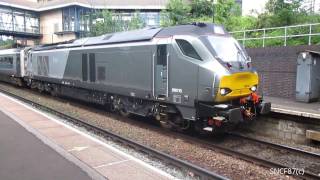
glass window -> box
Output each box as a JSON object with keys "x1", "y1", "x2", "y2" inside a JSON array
[
  {"x1": 207, "y1": 36, "x2": 249, "y2": 62},
  {"x1": 176, "y1": 39, "x2": 202, "y2": 60}
]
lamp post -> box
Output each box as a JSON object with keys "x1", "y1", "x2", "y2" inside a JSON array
[{"x1": 208, "y1": 0, "x2": 215, "y2": 23}]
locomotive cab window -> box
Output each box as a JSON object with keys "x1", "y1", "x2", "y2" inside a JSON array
[{"x1": 176, "y1": 39, "x2": 202, "y2": 60}]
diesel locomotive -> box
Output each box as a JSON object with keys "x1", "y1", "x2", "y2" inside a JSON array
[{"x1": 0, "y1": 23, "x2": 271, "y2": 134}]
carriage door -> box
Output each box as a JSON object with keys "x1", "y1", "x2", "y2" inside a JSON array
[{"x1": 154, "y1": 44, "x2": 168, "y2": 99}]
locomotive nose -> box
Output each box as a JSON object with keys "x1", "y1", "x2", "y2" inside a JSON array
[{"x1": 215, "y1": 72, "x2": 259, "y2": 102}]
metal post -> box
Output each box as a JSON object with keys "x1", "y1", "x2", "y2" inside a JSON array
[
  {"x1": 23, "y1": 11, "x2": 26, "y2": 33},
  {"x1": 212, "y1": 1, "x2": 214, "y2": 23},
  {"x1": 243, "y1": 31, "x2": 246, "y2": 47},
  {"x1": 11, "y1": 8, "x2": 14, "y2": 32},
  {"x1": 284, "y1": 27, "x2": 287, "y2": 46},
  {"x1": 263, "y1": 29, "x2": 266, "y2": 47},
  {"x1": 309, "y1": 24, "x2": 312, "y2": 45}
]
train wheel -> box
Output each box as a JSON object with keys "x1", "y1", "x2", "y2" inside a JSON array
[
  {"x1": 37, "y1": 83, "x2": 44, "y2": 93},
  {"x1": 50, "y1": 85, "x2": 59, "y2": 97},
  {"x1": 162, "y1": 114, "x2": 191, "y2": 132},
  {"x1": 119, "y1": 107, "x2": 130, "y2": 117},
  {"x1": 172, "y1": 115, "x2": 191, "y2": 132}
]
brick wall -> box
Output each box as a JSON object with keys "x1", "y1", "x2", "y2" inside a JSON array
[{"x1": 247, "y1": 45, "x2": 320, "y2": 99}]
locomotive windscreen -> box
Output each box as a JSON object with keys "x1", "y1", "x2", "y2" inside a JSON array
[{"x1": 207, "y1": 36, "x2": 249, "y2": 63}]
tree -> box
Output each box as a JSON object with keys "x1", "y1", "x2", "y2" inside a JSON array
[
  {"x1": 127, "y1": 11, "x2": 144, "y2": 30},
  {"x1": 0, "y1": 39, "x2": 14, "y2": 49},
  {"x1": 91, "y1": 10, "x2": 121, "y2": 36},
  {"x1": 214, "y1": 0, "x2": 241, "y2": 25},
  {"x1": 90, "y1": 10, "x2": 145, "y2": 36},
  {"x1": 191, "y1": 0, "x2": 213, "y2": 18},
  {"x1": 161, "y1": 0, "x2": 191, "y2": 26},
  {"x1": 258, "y1": 0, "x2": 304, "y2": 27}
]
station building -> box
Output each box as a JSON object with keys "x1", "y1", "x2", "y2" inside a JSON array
[{"x1": 0, "y1": 0, "x2": 167, "y2": 44}]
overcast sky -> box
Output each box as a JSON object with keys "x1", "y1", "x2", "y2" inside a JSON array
[{"x1": 242, "y1": 0, "x2": 269, "y2": 16}]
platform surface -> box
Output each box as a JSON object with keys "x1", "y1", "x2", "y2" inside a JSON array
[
  {"x1": 0, "y1": 111, "x2": 91, "y2": 180},
  {"x1": 265, "y1": 96, "x2": 320, "y2": 119},
  {"x1": 0, "y1": 93, "x2": 173, "y2": 180}
]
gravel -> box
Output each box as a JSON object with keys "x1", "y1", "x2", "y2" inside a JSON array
[
  {"x1": 0, "y1": 83, "x2": 293, "y2": 180},
  {"x1": 236, "y1": 130, "x2": 320, "y2": 154}
]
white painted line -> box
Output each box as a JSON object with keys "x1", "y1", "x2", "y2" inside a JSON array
[
  {"x1": 67, "y1": 146, "x2": 89, "y2": 152},
  {"x1": 94, "y1": 159, "x2": 131, "y2": 169},
  {"x1": 0, "y1": 93, "x2": 175, "y2": 179}
]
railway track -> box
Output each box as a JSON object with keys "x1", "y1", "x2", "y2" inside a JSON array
[
  {"x1": 1, "y1": 84, "x2": 320, "y2": 179},
  {"x1": 195, "y1": 133, "x2": 320, "y2": 180},
  {"x1": 0, "y1": 88, "x2": 227, "y2": 180}
]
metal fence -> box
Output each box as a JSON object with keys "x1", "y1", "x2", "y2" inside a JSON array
[{"x1": 230, "y1": 23, "x2": 320, "y2": 47}]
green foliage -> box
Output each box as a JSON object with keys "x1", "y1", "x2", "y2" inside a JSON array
[
  {"x1": 128, "y1": 12, "x2": 144, "y2": 31},
  {"x1": 191, "y1": 0, "x2": 213, "y2": 17},
  {"x1": 90, "y1": 10, "x2": 144, "y2": 36},
  {"x1": 0, "y1": 39, "x2": 14, "y2": 49},
  {"x1": 163, "y1": 0, "x2": 242, "y2": 28},
  {"x1": 214, "y1": 0, "x2": 241, "y2": 24},
  {"x1": 225, "y1": 16, "x2": 258, "y2": 31},
  {"x1": 257, "y1": 0, "x2": 303, "y2": 27},
  {"x1": 161, "y1": 0, "x2": 191, "y2": 26}
]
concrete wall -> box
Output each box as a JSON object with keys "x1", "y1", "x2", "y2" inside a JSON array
[
  {"x1": 247, "y1": 45, "x2": 320, "y2": 99},
  {"x1": 40, "y1": 9, "x2": 76, "y2": 44},
  {"x1": 240, "y1": 116, "x2": 320, "y2": 144}
]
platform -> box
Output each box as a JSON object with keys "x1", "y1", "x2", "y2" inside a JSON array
[
  {"x1": 265, "y1": 96, "x2": 320, "y2": 119},
  {"x1": 0, "y1": 110, "x2": 92, "y2": 180},
  {"x1": 0, "y1": 93, "x2": 173, "y2": 180}
]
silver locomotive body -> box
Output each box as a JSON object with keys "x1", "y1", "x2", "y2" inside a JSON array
[{"x1": 1, "y1": 23, "x2": 271, "y2": 133}]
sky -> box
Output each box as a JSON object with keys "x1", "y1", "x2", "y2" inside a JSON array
[
  {"x1": 242, "y1": 0, "x2": 269, "y2": 16},
  {"x1": 241, "y1": 0, "x2": 320, "y2": 16}
]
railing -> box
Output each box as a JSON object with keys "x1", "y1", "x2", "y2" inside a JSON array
[{"x1": 230, "y1": 23, "x2": 320, "y2": 48}]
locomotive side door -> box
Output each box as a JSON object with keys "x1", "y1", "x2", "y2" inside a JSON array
[{"x1": 154, "y1": 44, "x2": 168, "y2": 99}]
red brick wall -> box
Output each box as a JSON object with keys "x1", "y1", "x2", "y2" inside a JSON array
[{"x1": 247, "y1": 45, "x2": 320, "y2": 99}]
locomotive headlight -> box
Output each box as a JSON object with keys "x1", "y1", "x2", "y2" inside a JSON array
[
  {"x1": 250, "y1": 85, "x2": 257, "y2": 92},
  {"x1": 220, "y1": 88, "x2": 231, "y2": 96}
]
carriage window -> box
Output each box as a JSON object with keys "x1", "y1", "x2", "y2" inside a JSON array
[
  {"x1": 176, "y1": 39, "x2": 202, "y2": 60},
  {"x1": 0, "y1": 56, "x2": 13, "y2": 68},
  {"x1": 8, "y1": 57, "x2": 13, "y2": 64}
]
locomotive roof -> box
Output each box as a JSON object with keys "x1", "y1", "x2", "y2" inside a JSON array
[
  {"x1": 33, "y1": 23, "x2": 228, "y2": 51},
  {"x1": 156, "y1": 23, "x2": 228, "y2": 37},
  {"x1": 0, "y1": 48, "x2": 21, "y2": 55}
]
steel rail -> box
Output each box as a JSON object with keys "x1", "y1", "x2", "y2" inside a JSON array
[
  {"x1": 228, "y1": 132, "x2": 320, "y2": 158},
  {"x1": 194, "y1": 137, "x2": 320, "y2": 180},
  {"x1": 0, "y1": 88, "x2": 227, "y2": 180},
  {"x1": 206, "y1": 133, "x2": 320, "y2": 180}
]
